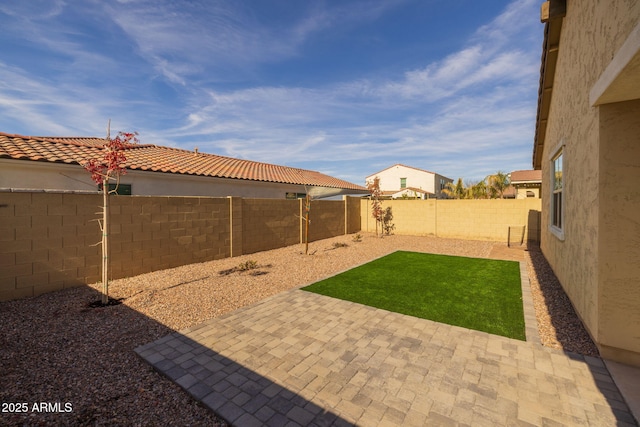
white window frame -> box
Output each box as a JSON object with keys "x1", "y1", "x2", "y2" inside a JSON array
[{"x1": 550, "y1": 147, "x2": 564, "y2": 240}]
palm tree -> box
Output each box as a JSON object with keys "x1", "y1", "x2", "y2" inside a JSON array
[
  {"x1": 470, "y1": 180, "x2": 488, "y2": 199},
  {"x1": 488, "y1": 171, "x2": 510, "y2": 199}
]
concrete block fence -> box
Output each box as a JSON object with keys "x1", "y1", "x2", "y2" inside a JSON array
[
  {"x1": 0, "y1": 192, "x2": 360, "y2": 302},
  {"x1": 360, "y1": 198, "x2": 542, "y2": 243},
  {"x1": 1, "y1": 192, "x2": 540, "y2": 302}
]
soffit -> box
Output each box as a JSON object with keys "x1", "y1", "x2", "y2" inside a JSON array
[{"x1": 590, "y1": 22, "x2": 640, "y2": 106}]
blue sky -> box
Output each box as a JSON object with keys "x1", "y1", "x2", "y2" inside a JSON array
[{"x1": 0, "y1": 0, "x2": 543, "y2": 185}]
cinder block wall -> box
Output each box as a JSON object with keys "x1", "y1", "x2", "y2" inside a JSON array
[
  {"x1": 241, "y1": 198, "x2": 300, "y2": 255},
  {"x1": 0, "y1": 192, "x2": 102, "y2": 301},
  {"x1": 307, "y1": 200, "x2": 345, "y2": 242},
  {"x1": 436, "y1": 199, "x2": 541, "y2": 242},
  {"x1": 360, "y1": 198, "x2": 542, "y2": 242},
  {"x1": 0, "y1": 193, "x2": 233, "y2": 301},
  {"x1": 1, "y1": 192, "x2": 359, "y2": 302},
  {"x1": 345, "y1": 195, "x2": 361, "y2": 234},
  {"x1": 108, "y1": 196, "x2": 231, "y2": 279}
]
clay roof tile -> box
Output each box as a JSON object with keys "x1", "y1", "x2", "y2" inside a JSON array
[{"x1": 0, "y1": 132, "x2": 367, "y2": 192}]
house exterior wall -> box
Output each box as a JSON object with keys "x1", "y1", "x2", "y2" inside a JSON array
[
  {"x1": 433, "y1": 174, "x2": 451, "y2": 198},
  {"x1": 366, "y1": 165, "x2": 452, "y2": 198},
  {"x1": 539, "y1": 1, "x2": 640, "y2": 365},
  {"x1": 598, "y1": 99, "x2": 640, "y2": 365},
  {"x1": 515, "y1": 186, "x2": 540, "y2": 199},
  {"x1": 0, "y1": 159, "x2": 315, "y2": 199},
  {"x1": 360, "y1": 199, "x2": 541, "y2": 243}
]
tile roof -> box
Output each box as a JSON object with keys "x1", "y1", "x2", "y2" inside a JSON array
[
  {"x1": 510, "y1": 170, "x2": 542, "y2": 183},
  {"x1": 503, "y1": 185, "x2": 517, "y2": 198},
  {"x1": 392, "y1": 187, "x2": 434, "y2": 195},
  {"x1": 0, "y1": 132, "x2": 367, "y2": 191}
]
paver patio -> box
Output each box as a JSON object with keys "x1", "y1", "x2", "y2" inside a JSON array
[{"x1": 136, "y1": 258, "x2": 638, "y2": 426}]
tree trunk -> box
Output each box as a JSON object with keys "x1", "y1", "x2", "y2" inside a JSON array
[
  {"x1": 304, "y1": 195, "x2": 310, "y2": 255},
  {"x1": 101, "y1": 178, "x2": 109, "y2": 305}
]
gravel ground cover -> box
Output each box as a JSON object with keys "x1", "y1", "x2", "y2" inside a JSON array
[{"x1": 0, "y1": 233, "x2": 598, "y2": 426}]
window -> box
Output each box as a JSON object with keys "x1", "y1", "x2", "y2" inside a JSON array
[
  {"x1": 99, "y1": 183, "x2": 132, "y2": 195},
  {"x1": 286, "y1": 192, "x2": 306, "y2": 200},
  {"x1": 400, "y1": 178, "x2": 407, "y2": 189},
  {"x1": 551, "y1": 151, "x2": 563, "y2": 230}
]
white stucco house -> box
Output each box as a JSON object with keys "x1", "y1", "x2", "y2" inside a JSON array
[
  {"x1": 365, "y1": 164, "x2": 453, "y2": 199},
  {"x1": 0, "y1": 133, "x2": 368, "y2": 199}
]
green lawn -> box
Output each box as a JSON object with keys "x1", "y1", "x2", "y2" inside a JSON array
[{"x1": 302, "y1": 251, "x2": 525, "y2": 340}]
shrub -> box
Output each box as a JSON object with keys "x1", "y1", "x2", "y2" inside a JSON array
[
  {"x1": 237, "y1": 260, "x2": 258, "y2": 271},
  {"x1": 382, "y1": 207, "x2": 395, "y2": 235}
]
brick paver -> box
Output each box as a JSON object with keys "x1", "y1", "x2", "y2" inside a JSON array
[{"x1": 136, "y1": 260, "x2": 637, "y2": 426}]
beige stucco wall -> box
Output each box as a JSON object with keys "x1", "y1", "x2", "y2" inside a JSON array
[
  {"x1": 540, "y1": 1, "x2": 640, "y2": 365},
  {"x1": 0, "y1": 159, "x2": 320, "y2": 199},
  {"x1": 515, "y1": 187, "x2": 540, "y2": 199},
  {"x1": 366, "y1": 165, "x2": 452, "y2": 198},
  {"x1": 361, "y1": 199, "x2": 541, "y2": 243},
  {"x1": 597, "y1": 99, "x2": 640, "y2": 364}
]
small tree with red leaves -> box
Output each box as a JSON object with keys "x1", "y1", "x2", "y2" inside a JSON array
[
  {"x1": 367, "y1": 176, "x2": 384, "y2": 237},
  {"x1": 84, "y1": 131, "x2": 138, "y2": 305}
]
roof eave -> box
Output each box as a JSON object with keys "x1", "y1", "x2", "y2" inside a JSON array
[{"x1": 533, "y1": 0, "x2": 566, "y2": 170}]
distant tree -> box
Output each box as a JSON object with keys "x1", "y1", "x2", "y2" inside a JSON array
[
  {"x1": 488, "y1": 171, "x2": 510, "y2": 199},
  {"x1": 84, "y1": 129, "x2": 138, "y2": 305},
  {"x1": 442, "y1": 178, "x2": 468, "y2": 199},
  {"x1": 470, "y1": 180, "x2": 489, "y2": 199},
  {"x1": 366, "y1": 176, "x2": 384, "y2": 236}
]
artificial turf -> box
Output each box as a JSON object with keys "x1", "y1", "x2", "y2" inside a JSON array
[{"x1": 302, "y1": 250, "x2": 526, "y2": 340}]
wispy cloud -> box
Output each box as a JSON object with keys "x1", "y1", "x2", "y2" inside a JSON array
[
  {"x1": 0, "y1": 0, "x2": 543, "y2": 182},
  {"x1": 102, "y1": 0, "x2": 408, "y2": 84},
  {"x1": 157, "y1": 0, "x2": 540, "y2": 181}
]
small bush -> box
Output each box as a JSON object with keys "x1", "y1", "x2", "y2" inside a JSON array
[
  {"x1": 333, "y1": 242, "x2": 349, "y2": 249},
  {"x1": 352, "y1": 233, "x2": 362, "y2": 242},
  {"x1": 382, "y1": 207, "x2": 395, "y2": 236},
  {"x1": 219, "y1": 260, "x2": 263, "y2": 275},
  {"x1": 237, "y1": 260, "x2": 258, "y2": 271}
]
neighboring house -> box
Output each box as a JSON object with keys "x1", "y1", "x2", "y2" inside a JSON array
[
  {"x1": 533, "y1": 1, "x2": 640, "y2": 366},
  {"x1": 508, "y1": 170, "x2": 542, "y2": 199},
  {"x1": 388, "y1": 187, "x2": 432, "y2": 200},
  {"x1": 0, "y1": 133, "x2": 368, "y2": 199},
  {"x1": 365, "y1": 164, "x2": 453, "y2": 199}
]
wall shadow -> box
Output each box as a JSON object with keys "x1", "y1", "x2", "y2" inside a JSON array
[
  {"x1": 527, "y1": 209, "x2": 541, "y2": 244},
  {"x1": 136, "y1": 332, "x2": 346, "y2": 426},
  {"x1": 525, "y1": 243, "x2": 598, "y2": 355},
  {"x1": 0, "y1": 285, "x2": 347, "y2": 426},
  {"x1": 525, "y1": 243, "x2": 638, "y2": 425}
]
